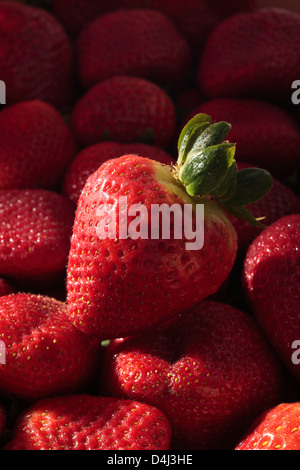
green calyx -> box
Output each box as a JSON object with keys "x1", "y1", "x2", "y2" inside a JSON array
[{"x1": 175, "y1": 113, "x2": 273, "y2": 227}]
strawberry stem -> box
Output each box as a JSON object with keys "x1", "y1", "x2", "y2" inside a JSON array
[{"x1": 176, "y1": 113, "x2": 273, "y2": 227}]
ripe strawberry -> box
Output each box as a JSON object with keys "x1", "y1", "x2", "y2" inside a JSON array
[
  {"x1": 0, "y1": 189, "x2": 74, "y2": 285},
  {"x1": 71, "y1": 76, "x2": 176, "y2": 148},
  {"x1": 100, "y1": 300, "x2": 283, "y2": 450},
  {"x1": 228, "y1": 162, "x2": 300, "y2": 254},
  {"x1": 243, "y1": 214, "x2": 300, "y2": 382},
  {"x1": 4, "y1": 394, "x2": 171, "y2": 450},
  {"x1": 0, "y1": 278, "x2": 15, "y2": 297},
  {"x1": 198, "y1": 8, "x2": 300, "y2": 104},
  {"x1": 63, "y1": 142, "x2": 175, "y2": 206},
  {"x1": 151, "y1": 0, "x2": 255, "y2": 55},
  {"x1": 67, "y1": 113, "x2": 273, "y2": 340},
  {"x1": 186, "y1": 98, "x2": 300, "y2": 179},
  {"x1": 0, "y1": 294, "x2": 100, "y2": 401},
  {"x1": 52, "y1": 0, "x2": 151, "y2": 39},
  {"x1": 0, "y1": 1, "x2": 73, "y2": 109},
  {"x1": 235, "y1": 402, "x2": 300, "y2": 450},
  {"x1": 76, "y1": 9, "x2": 191, "y2": 91},
  {"x1": 0, "y1": 100, "x2": 77, "y2": 190}
]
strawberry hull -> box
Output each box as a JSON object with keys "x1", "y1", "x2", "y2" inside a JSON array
[{"x1": 67, "y1": 155, "x2": 238, "y2": 340}]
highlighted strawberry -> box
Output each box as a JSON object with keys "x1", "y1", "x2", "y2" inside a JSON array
[
  {"x1": 63, "y1": 142, "x2": 175, "y2": 206},
  {"x1": 244, "y1": 214, "x2": 300, "y2": 382},
  {"x1": 198, "y1": 8, "x2": 300, "y2": 104},
  {"x1": 71, "y1": 76, "x2": 176, "y2": 148},
  {"x1": 0, "y1": 101, "x2": 77, "y2": 190},
  {"x1": 101, "y1": 300, "x2": 283, "y2": 450},
  {"x1": 235, "y1": 402, "x2": 300, "y2": 450},
  {"x1": 76, "y1": 9, "x2": 191, "y2": 91},
  {"x1": 4, "y1": 395, "x2": 171, "y2": 450},
  {"x1": 0, "y1": 294, "x2": 100, "y2": 401},
  {"x1": 0, "y1": 189, "x2": 74, "y2": 285},
  {"x1": 67, "y1": 113, "x2": 273, "y2": 340},
  {"x1": 186, "y1": 98, "x2": 300, "y2": 180},
  {"x1": 0, "y1": 1, "x2": 73, "y2": 108}
]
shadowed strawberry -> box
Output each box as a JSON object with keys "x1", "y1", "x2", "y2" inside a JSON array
[
  {"x1": 100, "y1": 300, "x2": 283, "y2": 450},
  {"x1": 0, "y1": 278, "x2": 15, "y2": 297},
  {"x1": 4, "y1": 395, "x2": 171, "y2": 450},
  {"x1": 0, "y1": 189, "x2": 75, "y2": 285},
  {"x1": 0, "y1": 294, "x2": 100, "y2": 401},
  {"x1": 0, "y1": 1, "x2": 74, "y2": 108},
  {"x1": 67, "y1": 113, "x2": 273, "y2": 340},
  {"x1": 0, "y1": 404, "x2": 5, "y2": 438},
  {"x1": 235, "y1": 402, "x2": 300, "y2": 450},
  {"x1": 76, "y1": 9, "x2": 191, "y2": 91},
  {"x1": 186, "y1": 98, "x2": 300, "y2": 179},
  {"x1": 0, "y1": 101, "x2": 77, "y2": 190},
  {"x1": 243, "y1": 214, "x2": 300, "y2": 382},
  {"x1": 198, "y1": 8, "x2": 300, "y2": 105},
  {"x1": 71, "y1": 76, "x2": 176, "y2": 148},
  {"x1": 63, "y1": 142, "x2": 175, "y2": 206}
]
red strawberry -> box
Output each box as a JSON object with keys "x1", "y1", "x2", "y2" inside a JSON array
[
  {"x1": 76, "y1": 9, "x2": 191, "y2": 91},
  {"x1": 0, "y1": 189, "x2": 74, "y2": 285},
  {"x1": 151, "y1": 0, "x2": 255, "y2": 55},
  {"x1": 235, "y1": 402, "x2": 300, "y2": 450},
  {"x1": 63, "y1": 142, "x2": 175, "y2": 206},
  {"x1": 229, "y1": 162, "x2": 300, "y2": 255},
  {"x1": 0, "y1": 278, "x2": 15, "y2": 297},
  {"x1": 0, "y1": 294, "x2": 100, "y2": 401},
  {"x1": 186, "y1": 98, "x2": 300, "y2": 179},
  {"x1": 100, "y1": 300, "x2": 283, "y2": 450},
  {"x1": 71, "y1": 76, "x2": 176, "y2": 148},
  {"x1": 198, "y1": 8, "x2": 300, "y2": 105},
  {"x1": 0, "y1": 100, "x2": 77, "y2": 190},
  {"x1": 67, "y1": 113, "x2": 272, "y2": 340},
  {"x1": 4, "y1": 394, "x2": 171, "y2": 450},
  {"x1": 52, "y1": 0, "x2": 151, "y2": 39},
  {"x1": 0, "y1": 1, "x2": 73, "y2": 109},
  {"x1": 243, "y1": 214, "x2": 300, "y2": 382}
]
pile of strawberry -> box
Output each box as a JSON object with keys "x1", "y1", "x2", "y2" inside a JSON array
[{"x1": 0, "y1": 0, "x2": 299, "y2": 451}]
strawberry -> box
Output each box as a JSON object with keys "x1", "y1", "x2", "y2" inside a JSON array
[
  {"x1": 151, "y1": 0, "x2": 255, "y2": 56},
  {"x1": 0, "y1": 404, "x2": 5, "y2": 438},
  {"x1": 71, "y1": 76, "x2": 176, "y2": 148},
  {"x1": 0, "y1": 189, "x2": 74, "y2": 286},
  {"x1": 229, "y1": 162, "x2": 300, "y2": 255},
  {"x1": 0, "y1": 100, "x2": 77, "y2": 190},
  {"x1": 198, "y1": 8, "x2": 300, "y2": 105},
  {"x1": 76, "y1": 9, "x2": 191, "y2": 91},
  {"x1": 0, "y1": 278, "x2": 15, "y2": 297},
  {"x1": 185, "y1": 98, "x2": 300, "y2": 179},
  {"x1": 4, "y1": 394, "x2": 171, "y2": 450},
  {"x1": 0, "y1": 1, "x2": 74, "y2": 109},
  {"x1": 235, "y1": 402, "x2": 300, "y2": 450},
  {"x1": 67, "y1": 113, "x2": 273, "y2": 340},
  {"x1": 63, "y1": 142, "x2": 175, "y2": 206},
  {"x1": 0, "y1": 294, "x2": 100, "y2": 401},
  {"x1": 100, "y1": 300, "x2": 284, "y2": 450},
  {"x1": 243, "y1": 214, "x2": 300, "y2": 382},
  {"x1": 52, "y1": 0, "x2": 151, "y2": 39}
]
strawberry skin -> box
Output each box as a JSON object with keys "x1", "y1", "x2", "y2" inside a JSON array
[
  {"x1": 101, "y1": 300, "x2": 283, "y2": 450},
  {"x1": 0, "y1": 189, "x2": 75, "y2": 285},
  {"x1": 4, "y1": 394, "x2": 171, "y2": 450},
  {"x1": 0, "y1": 294, "x2": 100, "y2": 401},
  {"x1": 76, "y1": 9, "x2": 191, "y2": 91},
  {"x1": 63, "y1": 142, "x2": 175, "y2": 206},
  {"x1": 186, "y1": 98, "x2": 300, "y2": 179},
  {"x1": 0, "y1": 100, "x2": 77, "y2": 190},
  {"x1": 235, "y1": 403, "x2": 300, "y2": 450},
  {"x1": 0, "y1": 404, "x2": 5, "y2": 438},
  {"x1": 198, "y1": 8, "x2": 300, "y2": 104},
  {"x1": 0, "y1": 1, "x2": 73, "y2": 108},
  {"x1": 67, "y1": 155, "x2": 237, "y2": 340},
  {"x1": 0, "y1": 278, "x2": 15, "y2": 297},
  {"x1": 243, "y1": 214, "x2": 300, "y2": 382},
  {"x1": 71, "y1": 76, "x2": 176, "y2": 148}
]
